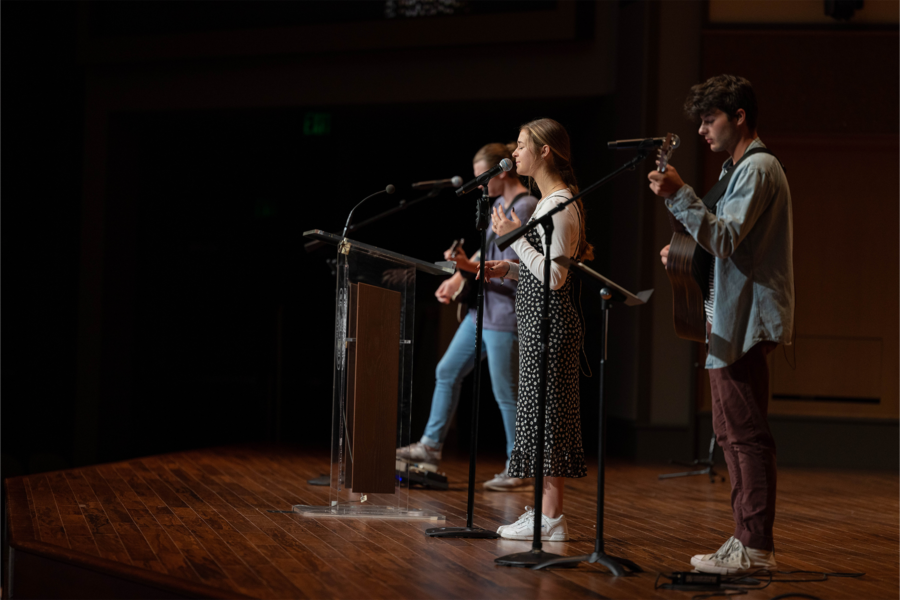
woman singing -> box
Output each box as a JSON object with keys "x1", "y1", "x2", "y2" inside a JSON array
[{"x1": 481, "y1": 118, "x2": 593, "y2": 540}]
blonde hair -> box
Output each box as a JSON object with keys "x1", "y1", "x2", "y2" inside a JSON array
[
  {"x1": 473, "y1": 142, "x2": 520, "y2": 179},
  {"x1": 520, "y1": 118, "x2": 594, "y2": 262}
]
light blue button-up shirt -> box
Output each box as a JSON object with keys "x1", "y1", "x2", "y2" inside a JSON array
[{"x1": 666, "y1": 138, "x2": 794, "y2": 368}]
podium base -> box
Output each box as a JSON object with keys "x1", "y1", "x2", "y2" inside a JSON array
[{"x1": 293, "y1": 504, "x2": 445, "y2": 520}]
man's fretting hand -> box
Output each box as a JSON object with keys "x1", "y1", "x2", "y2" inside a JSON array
[{"x1": 648, "y1": 164, "x2": 685, "y2": 199}]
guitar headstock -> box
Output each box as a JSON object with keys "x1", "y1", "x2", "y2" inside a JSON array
[{"x1": 656, "y1": 133, "x2": 681, "y2": 173}]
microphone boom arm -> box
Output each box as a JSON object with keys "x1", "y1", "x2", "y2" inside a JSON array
[
  {"x1": 305, "y1": 188, "x2": 441, "y2": 253},
  {"x1": 495, "y1": 150, "x2": 654, "y2": 251}
]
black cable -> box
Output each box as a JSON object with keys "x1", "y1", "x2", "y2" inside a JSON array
[
  {"x1": 722, "y1": 569, "x2": 774, "y2": 591},
  {"x1": 656, "y1": 569, "x2": 863, "y2": 598},
  {"x1": 692, "y1": 591, "x2": 746, "y2": 600},
  {"x1": 778, "y1": 570, "x2": 865, "y2": 579},
  {"x1": 654, "y1": 573, "x2": 665, "y2": 590}
]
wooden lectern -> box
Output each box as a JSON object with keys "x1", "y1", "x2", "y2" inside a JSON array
[{"x1": 296, "y1": 230, "x2": 451, "y2": 519}]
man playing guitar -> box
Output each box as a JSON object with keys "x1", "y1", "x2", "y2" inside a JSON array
[
  {"x1": 648, "y1": 75, "x2": 794, "y2": 575},
  {"x1": 397, "y1": 143, "x2": 538, "y2": 492}
]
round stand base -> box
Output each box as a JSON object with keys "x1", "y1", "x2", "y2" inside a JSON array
[
  {"x1": 532, "y1": 551, "x2": 643, "y2": 575},
  {"x1": 495, "y1": 549, "x2": 575, "y2": 568},
  {"x1": 425, "y1": 526, "x2": 499, "y2": 539}
]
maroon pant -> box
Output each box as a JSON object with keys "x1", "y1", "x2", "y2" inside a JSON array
[{"x1": 708, "y1": 325, "x2": 778, "y2": 551}]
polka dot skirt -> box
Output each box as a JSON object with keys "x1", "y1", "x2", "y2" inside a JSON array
[{"x1": 507, "y1": 224, "x2": 587, "y2": 479}]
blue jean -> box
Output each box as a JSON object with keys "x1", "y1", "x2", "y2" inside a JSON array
[{"x1": 421, "y1": 315, "x2": 518, "y2": 459}]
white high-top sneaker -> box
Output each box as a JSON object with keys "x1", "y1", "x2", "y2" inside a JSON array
[{"x1": 691, "y1": 537, "x2": 777, "y2": 575}]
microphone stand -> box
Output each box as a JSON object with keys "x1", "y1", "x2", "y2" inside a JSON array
[
  {"x1": 494, "y1": 147, "x2": 653, "y2": 568},
  {"x1": 426, "y1": 184, "x2": 499, "y2": 539},
  {"x1": 304, "y1": 188, "x2": 442, "y2": 253}
]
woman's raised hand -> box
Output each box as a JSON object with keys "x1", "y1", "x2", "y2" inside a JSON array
[
  {"x1": 476, "y1": 260, "x2": 510, "y2": 283},
  {"x1": 491, "y1": 205, "x2": 521, "y2": 237}
]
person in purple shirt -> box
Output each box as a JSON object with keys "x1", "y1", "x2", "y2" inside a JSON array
[{"x1": 396, "y1": 142, "x2": 538, "y2": 491}]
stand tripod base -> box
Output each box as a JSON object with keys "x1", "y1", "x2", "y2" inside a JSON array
[
  {"x1": 532, "y1": 551, "x2": 643, "y2": 575},
  {"x1": 495, "y1": 549, "x2": 575, "y2": 568},
  {"x1": 425, "y1": 526, "x2": 499, "y2": 538},
  {"x1": 659, "y1": 434, "x2": 724, "y2": 482}
]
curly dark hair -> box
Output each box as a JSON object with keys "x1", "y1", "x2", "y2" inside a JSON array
[{"x1": 684, "y1": 74, "x2": 758, "y2": 131}]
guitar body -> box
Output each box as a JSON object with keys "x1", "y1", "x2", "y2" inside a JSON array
[
  {"x1": 665, "y1": 219, "x2": 713, "y2": 343},
  {"x1": 655, "y1": 139, "x2": 778, "y2": 343},
  {"x1": 451, "y1": 276, "x2": 471, "y2": 323}
]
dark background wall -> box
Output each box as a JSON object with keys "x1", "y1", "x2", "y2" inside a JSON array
[{"x1": 2, "y1": 1, "x2": 897, "y2": 483}]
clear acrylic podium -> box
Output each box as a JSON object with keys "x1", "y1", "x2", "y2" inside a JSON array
[{"x1": 297, "y1": 230, "x2": 452, "y2": 520}]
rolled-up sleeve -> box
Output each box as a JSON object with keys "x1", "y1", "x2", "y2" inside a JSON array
[{"x1": 666, "y1": 166, "x2": 773, "y2": 259}]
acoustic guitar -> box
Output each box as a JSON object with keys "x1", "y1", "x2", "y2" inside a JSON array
[{"x1": 660, "y1": 133, "x2": 713, "y2": 343}]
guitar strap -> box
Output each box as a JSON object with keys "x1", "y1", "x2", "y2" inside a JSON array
[{"x1": 701, "y1": 147, "x2": 785, "y2": 213}]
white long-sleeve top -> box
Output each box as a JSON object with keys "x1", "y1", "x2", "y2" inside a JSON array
[{"x1": 505, "y1": 189, "x2": 580, "y2": 290}]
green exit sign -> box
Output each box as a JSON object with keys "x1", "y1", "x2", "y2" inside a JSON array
[{"x1": 304, "y1": 112, "x2": 331, "y2": 135}]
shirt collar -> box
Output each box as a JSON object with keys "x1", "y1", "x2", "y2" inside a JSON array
[{"x1": 722, "y1": 137, "x2": 765, "y2": 173}]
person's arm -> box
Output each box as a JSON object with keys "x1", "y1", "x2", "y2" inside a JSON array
[
  {"x1": 435, "y1": 271, "x2": 464, "y2": 304},
  {"x1": 443, "y1": 244, "x2": 480, "y2": 273},
  {"x1": 479, "y1": 260, "x2": 518, "y2": 282},
  {"x1": 509, "y1": 200, "x2": 579, "y2": 290},
  {"x1": 661, "y1": 163, "x2": 775, "y2": 259},
  {"x1": 505, "y1": 261, "x2": 520, "y2": 281}
]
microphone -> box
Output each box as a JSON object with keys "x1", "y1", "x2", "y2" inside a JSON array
[
  {"x1": 411, "y1": 176, "x2": 463, "y2": 190},
  {"x1": 607, "y1": 137, "x2": 668, "y2": 150},
  {"x1": 455, "y1": 159, "x2": 513, "y2": 196},
  {"x1": 342, "y1": 184, "x2": 395, "y2": 238}
]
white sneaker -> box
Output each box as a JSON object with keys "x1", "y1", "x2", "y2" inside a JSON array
[
  {"x1": 691, "y1": 537, "x2": 777, "y2": 575},
  {"x1": 497, "y1": 506, "x2": 534, "y2": 535},
  {"x1": 484, "y1": 471, "x2": 534, "y2": 492},
  {"x1": 395, "y1": 442, "x2": 441, "y2": 465},
  {"x1": 499, "y1": 510, "x2": 568, "y2": 541}
]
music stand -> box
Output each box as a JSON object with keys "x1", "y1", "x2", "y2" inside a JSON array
[{"x1": 532, "y1": 258, "x2": 650, "y2": 575}]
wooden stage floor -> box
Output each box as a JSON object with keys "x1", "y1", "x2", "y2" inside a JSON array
[{"x1": 5, "y1": 445, "x2": 898, "y2": 599}]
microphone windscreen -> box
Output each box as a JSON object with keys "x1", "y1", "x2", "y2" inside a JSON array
[
  {"x1": 451, "y1": 176, "x2": 463, "y2": 187},
  {"x1": 500, "y1": 158, "x2": 513, "y2": 172},
  {"x1": 385, "y1": 184, "x2": 396, "y2": 194}
]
